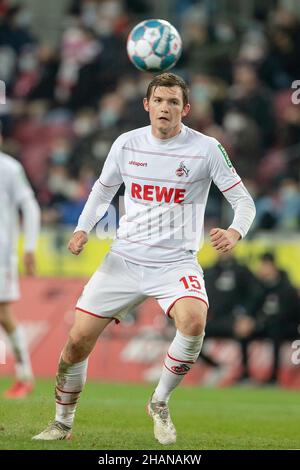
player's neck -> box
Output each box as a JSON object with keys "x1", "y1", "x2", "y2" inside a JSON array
[{"x1": 151, "y1": 124, "x2": 182, "y2": 141}]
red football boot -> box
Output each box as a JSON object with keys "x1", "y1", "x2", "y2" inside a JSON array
[{"x1": 3, "y1": 381, "x2": 34, "y2": 398}]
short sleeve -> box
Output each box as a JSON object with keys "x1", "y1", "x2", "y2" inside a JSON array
[
  {"x1": 207, "y1": 138, "x2": 241, "y2": 193},
  {"x1": 99, "y1": 137, "x2": 123, "y2": 187}
]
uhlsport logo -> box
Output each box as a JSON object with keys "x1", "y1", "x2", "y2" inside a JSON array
[
  {"x1": 128, "y1": 160, "x2": 147, "y2": 167},
  {"x1": 176, "y1": 161, "x2": 190, "y2": 177}
]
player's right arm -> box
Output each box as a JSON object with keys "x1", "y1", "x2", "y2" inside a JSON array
[
  {"x1": 68, "y1": 137, "x2": 123, "y2": 255},
  {"x1": 12, "y1": 162, "x2": 41, "y2": 274}
]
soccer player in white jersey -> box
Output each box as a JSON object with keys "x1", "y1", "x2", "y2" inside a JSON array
[
  {"x1": 0, "y1": 134, "x2": 40, "y2": 398},
  {"x1": 33, "y1": 73, "x2": 255, "y2": 444}
]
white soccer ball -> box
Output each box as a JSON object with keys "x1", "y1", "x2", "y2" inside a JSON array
[{"x1": 127, "y1": 19, "x2": 182, "y2": 72}]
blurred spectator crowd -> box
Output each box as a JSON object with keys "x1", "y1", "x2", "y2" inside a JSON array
[
  {"x1": 0, "y1": 0, "x2": 300, "y2": 230},
  {"x1": 201, "y1": 251, "x2": 300, "y2": 385}
]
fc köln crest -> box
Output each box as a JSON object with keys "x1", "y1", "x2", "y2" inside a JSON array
[{"x1": 176, "y1": 161, "x2": 190, "y2": 177}]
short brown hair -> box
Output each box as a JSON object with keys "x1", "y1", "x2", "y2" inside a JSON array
[{"x1": 146, "y1": 73, "x2": 189, "y2": 107}]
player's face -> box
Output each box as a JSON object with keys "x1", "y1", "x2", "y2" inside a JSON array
[{"x1": 143, "y1": 86, "x2": 190, "y2": 139}]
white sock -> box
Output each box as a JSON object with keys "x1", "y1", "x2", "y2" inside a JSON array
[
  {"x1": 153, "y1": 329, "x2": 204, "y2": 403},
  {"x1": 55, "y1": 357, "x2": 88, "y2": 428},
  {"x1": 8, "y1": 326, "x2": 33, "y2": 381}
]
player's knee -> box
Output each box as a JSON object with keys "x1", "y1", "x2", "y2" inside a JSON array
[
  {"x1": 64, "y1": 334, "x2": 93, "y2": 363},
  {"x1": 0, "y1": 306, "x2": 10, "y2": 328},
  {"x1": 176, "y1": 309, "x2": 206, "y2": 336}
]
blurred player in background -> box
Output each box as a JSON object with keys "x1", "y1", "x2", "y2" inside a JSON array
[
  {"x1": 0, "y1": 128, "x2": 41, "y2": 398},
  {"x1": 33, "y1": 73, "x2": 255, "y2": 444}
]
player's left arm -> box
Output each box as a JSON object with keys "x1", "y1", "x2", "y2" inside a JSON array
[
  {"x1": 14, "y1": 165, "x2": 41, "y2": 275},
  {"x1": 208, "y1": 139, "x2": 256, "y2": 253}
]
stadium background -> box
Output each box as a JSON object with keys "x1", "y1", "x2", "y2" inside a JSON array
[{"x1": 1, "y1": 0, "x2": 300, "y2": 449}]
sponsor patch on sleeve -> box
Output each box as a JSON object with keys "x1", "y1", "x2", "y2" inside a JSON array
[{"x1": 218, "y1": 143, "x2": 233, "y2": 168}]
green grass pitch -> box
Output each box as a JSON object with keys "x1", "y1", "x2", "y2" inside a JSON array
[{"x1": 0, "y1": 377, "x2": 299, "y2": 450}]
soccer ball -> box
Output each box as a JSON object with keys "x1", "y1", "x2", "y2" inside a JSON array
[{"x1": 126, "y1": 19, "x2": 182, "y2": 72}]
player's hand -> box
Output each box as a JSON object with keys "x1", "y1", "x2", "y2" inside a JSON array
[
  {"x1": 210, "y1": 227, "x2": 241, "y2": 253},
  {"x1": 24, "y1": 252, "x2": 36, "y2": 276},
  {"x1": 68, "y1": 231, "x2": 88, "y2": 255}
]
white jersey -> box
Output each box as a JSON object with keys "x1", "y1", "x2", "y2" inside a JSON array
[
  {"x1": 76, "y1": 124, "x2": 255, "y2": 266},
  {"x1": 0, "y1": 152, "x2": 37, "y2": 265}
]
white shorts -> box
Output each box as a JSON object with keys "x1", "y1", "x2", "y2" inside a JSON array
[
  {"x1": 0, "y1": 258, "x2": 19, "y2": 302},
  {"x1": 76, "y1": 252, "x2": 208, "y2": 323}
]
